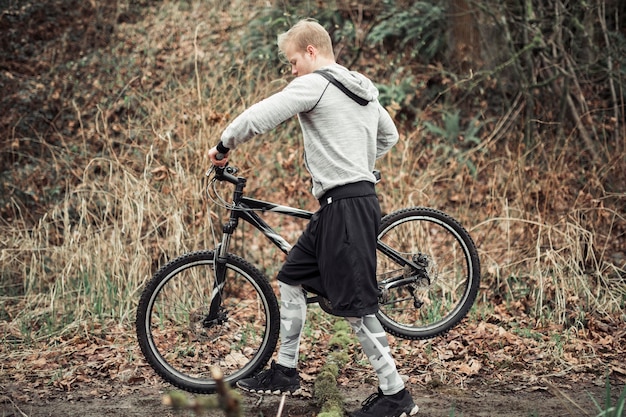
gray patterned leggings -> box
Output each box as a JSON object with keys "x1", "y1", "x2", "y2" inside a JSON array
[{"x1": 277, "y1": 282, "x2": 405, "y2": 395}]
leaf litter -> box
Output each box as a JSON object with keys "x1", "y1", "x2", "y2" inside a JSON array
[{"x1": 1, "y1": 306, "x2": 624, "y2": 416}]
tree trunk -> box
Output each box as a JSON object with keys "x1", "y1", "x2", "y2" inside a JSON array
[{"x1": 448, "y1": 0, "x2": 482, "y2": 72}]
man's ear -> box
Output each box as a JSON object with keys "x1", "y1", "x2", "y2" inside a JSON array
[{"x1": 306, "y1": 44, "x2": 316, "y2": 57}]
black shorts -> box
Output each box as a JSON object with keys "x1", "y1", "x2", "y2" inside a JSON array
[{"x1": 276, "y1": 181, "x2": 381, "y2": 317}]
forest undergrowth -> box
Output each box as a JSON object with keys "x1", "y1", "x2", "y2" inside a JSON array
[{"x1": 1, "y1": 0, "x2": 625, "y2": 414}]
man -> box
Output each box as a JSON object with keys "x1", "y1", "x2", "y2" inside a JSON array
[{"x1": 208, "y1": 19, "x2": 418, "y2": 417}]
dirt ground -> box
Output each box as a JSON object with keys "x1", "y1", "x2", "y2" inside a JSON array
[
  {"x1": 0, "y1": 375, "x2": 619, "y2": 417},
  {"x1": 1, "y1": 319, "x2": 623, "y2": 417}
]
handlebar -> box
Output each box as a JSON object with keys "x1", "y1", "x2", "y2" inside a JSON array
[{"x1": 206, "y1": 165, "x2": 243, "y2": 185}]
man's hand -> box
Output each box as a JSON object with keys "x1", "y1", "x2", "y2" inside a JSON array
[{"x1": 209, "y1": 146, "x2": 229, "y2": 167}]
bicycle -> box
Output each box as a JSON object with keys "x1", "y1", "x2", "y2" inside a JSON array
[{"x1": 136, "y1": 164, "x2": 480, "y2": 394}]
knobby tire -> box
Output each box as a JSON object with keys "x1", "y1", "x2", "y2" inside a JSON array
[
  {"x1": 375, "y1": 207, "x2": 480, "y2": 340},
  {"x1": 135, "y1": 250, "x2": 280, "y2": 394}
]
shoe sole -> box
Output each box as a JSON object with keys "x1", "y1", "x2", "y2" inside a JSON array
[
  {"x1": 236, "y1": 384, "x2": 306, "y2": 397},
  {"x1": 399, "y1": 404, "x2": 420, "y2": 416},
  {"x1": 349, "y1": 404, "x2": 420, "y2": 417}
]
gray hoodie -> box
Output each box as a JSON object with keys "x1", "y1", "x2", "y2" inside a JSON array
[{"x1": 220, "y1": 63, "x2": 399, "y2": 199}]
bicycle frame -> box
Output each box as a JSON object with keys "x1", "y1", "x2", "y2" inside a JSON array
[
  {"x1": 226, "y1": 197, "x2": 313, "y2": 255},
  {"x1": 207, "y1": 166, "x2": 425, "y2": 310}
]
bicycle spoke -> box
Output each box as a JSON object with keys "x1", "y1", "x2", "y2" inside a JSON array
[
  {"x1": 376, "y1": 208, "x2": 480, "y2": 339},
  {"x1": 137, "y1": 252, "x2": 279, "y2": 393}
]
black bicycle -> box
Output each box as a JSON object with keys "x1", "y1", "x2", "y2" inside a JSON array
[{"x1": 136, "y1": 164, "x2": 480, "y2": 393}]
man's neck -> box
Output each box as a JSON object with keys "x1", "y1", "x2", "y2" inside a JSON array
[{"x1": 314, "y1": 57, "x2": 336, "y2": 70}]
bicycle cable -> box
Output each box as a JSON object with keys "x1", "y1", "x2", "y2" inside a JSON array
[{"x1": 204, "y1": 167, "x2": 274, "y2": 213}]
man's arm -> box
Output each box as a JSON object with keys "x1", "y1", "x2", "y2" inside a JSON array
[
  {"x1": 209, "y1": 76, "x2": 326, "y2": 166},
  {"x1": 375, "y1": 103, "x2": 399, "y2": 158},
  {"x1": 220, "y1": 76, "x2": 326, "y2": 150}
]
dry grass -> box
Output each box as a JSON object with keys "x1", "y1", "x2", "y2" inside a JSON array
[{"x1": 1, "y1": 0, "x2": 624, "y2": 349}]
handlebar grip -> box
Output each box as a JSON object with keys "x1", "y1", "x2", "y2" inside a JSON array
[{"x1": 216, "y1": 153, "x2": 225, "y2": 161}]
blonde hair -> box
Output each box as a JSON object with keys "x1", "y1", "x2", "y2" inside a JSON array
[{"x1": 277, "y1": 19, "x2": 334, "y2": 59}]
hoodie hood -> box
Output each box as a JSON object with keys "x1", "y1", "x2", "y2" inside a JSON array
[{"x1": 319, "y1": 64, "x2": 379, "y2": 103}]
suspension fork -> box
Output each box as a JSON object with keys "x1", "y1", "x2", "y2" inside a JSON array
[
  {"x1": 205, "y1": 178, "x2": 246, "y2": 327},
  {"x1": 204, "y1": 217, "x2": 239, "y2": 327}
]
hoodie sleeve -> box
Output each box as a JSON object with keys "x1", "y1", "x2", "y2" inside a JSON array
[
  {"x1": 375, "y1": 102, "x2": 399, "y2": 158},
  {"x1": 220, "y1": 76, "x2": 326, "y2": 149}
]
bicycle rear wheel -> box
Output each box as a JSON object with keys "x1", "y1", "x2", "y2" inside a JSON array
[
  {"x1": 376, "y1": 207, "x2": 480, "y2": 340},
  {"x1": 136, "y1": 250, "x2": 280, "y2": 393}
]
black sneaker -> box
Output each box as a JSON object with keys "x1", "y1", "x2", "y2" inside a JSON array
[
  {"x1": 236, "y1": 361, "x2": 301, "y2": 395},
  {"x1": 350, "y1": 388, "x2": 419, "y2": 417}
]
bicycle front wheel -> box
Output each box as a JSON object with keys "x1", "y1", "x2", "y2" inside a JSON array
[
  {"x1": 376, "y1": 207, "x2": 480, "y2": 340},
  {"x1": 136, "y1": 250, "x2": 280, "y2": 393}
]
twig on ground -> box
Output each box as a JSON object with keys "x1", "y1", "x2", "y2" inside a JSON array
[
  {"x1": 0, "y1": 393, "x2": 29, "y2": 417},
  {"x1": 276, "y1": 393, "x2": 286, "y2": 417}
]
